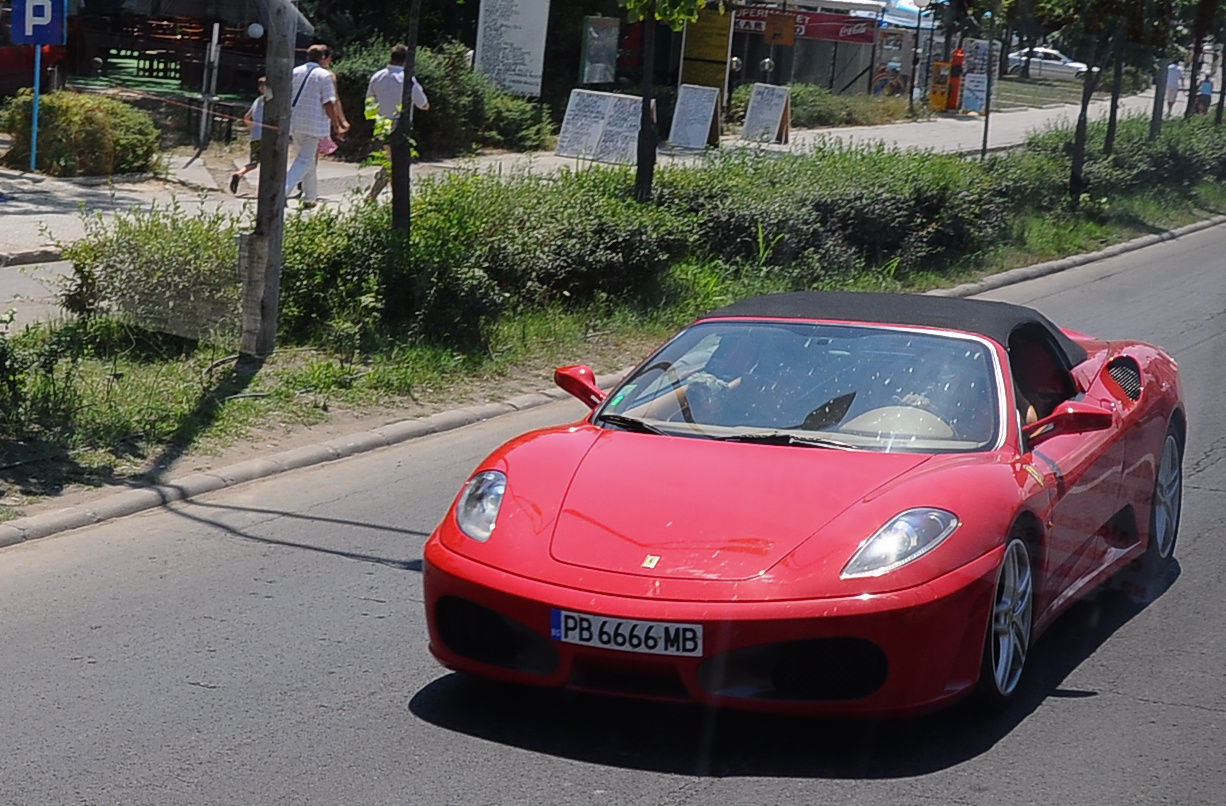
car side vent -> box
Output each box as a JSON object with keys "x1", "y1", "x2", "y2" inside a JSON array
[{"x1": 1108, "y1": 358, "x2": 1142, "y2": 400}]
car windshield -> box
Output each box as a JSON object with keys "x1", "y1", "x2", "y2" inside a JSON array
[{"x1": 598, "y1": 320, "x2": 1003, "y2": 453}]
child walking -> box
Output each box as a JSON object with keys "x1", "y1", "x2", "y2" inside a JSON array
[{"x1": 231, "y1": 76, "x2": 267, "y2": 193}]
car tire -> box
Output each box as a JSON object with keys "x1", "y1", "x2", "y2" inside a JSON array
[
  {"x1": 975, "y1": 534, "x2": 1034, "y2": 712},
  {"x1": 1142, "y1": 422, "x2": 1183, "y2": 573},
  {"x1": 1007, "y1": 64, "x2": 1021, "y2": 76}
]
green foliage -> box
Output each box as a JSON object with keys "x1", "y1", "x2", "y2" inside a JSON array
[
  {"x1": 55, "y1": 199, "x2": 244, "y2": 346},
  {"x1": 728, "y1": 83, "x2": 909, "y2": 128},
  {"x1": 0, "y1": 90, "x2": 161, "y2": 177},
  {"x1": 620, "y1": 0, "x2": 723, "y2": 30}
]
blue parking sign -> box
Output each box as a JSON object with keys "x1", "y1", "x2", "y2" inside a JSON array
[{"x1": 11, "y1": 0, "x2": 68, "y2": 46}]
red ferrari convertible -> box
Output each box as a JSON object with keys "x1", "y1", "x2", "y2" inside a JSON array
[{"x1": 423, "y1": 291, "x2": 1185, "y2": 717}]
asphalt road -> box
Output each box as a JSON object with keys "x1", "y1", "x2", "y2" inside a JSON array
[{"x1": 1, "y1": 224, "x2": 1224, "y2": 805}]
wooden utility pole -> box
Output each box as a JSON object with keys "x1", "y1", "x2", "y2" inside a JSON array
[
  {"x1": 240, "y1": 0, "x2": 295, "y2": 359},
  {"x1": 392, "y1": 0, "x2": 424, "y2": 233}
]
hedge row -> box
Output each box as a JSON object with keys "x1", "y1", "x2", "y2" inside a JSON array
[{"x1": 56, "y1": 114, "x2": 1226, "y2": 352}]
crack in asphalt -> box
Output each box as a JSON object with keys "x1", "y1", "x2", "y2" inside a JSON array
[
  {"x1": 1184, "y1": 435, "x2": 1226, "y2": 477},
  {"x1": 1124, "y1": 693, "x2": 1226, "y2": 715}
]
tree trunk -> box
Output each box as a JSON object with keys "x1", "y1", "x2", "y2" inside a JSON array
[
  {"x1": 1104, "y1": 22, "x2": 1125, "y2": 156},
  {"x1": 240, "y1": 0, "x2": 295, "y2": 360},
  {"x1": 1069, "y1": 42, "x2": 1100, "y2": 209},
  {"x1": 634, "y1": 20, "x2": 658, "y2": 203},
  {"x1": 1151, "y1": 57, "x2": 1168, "y2": 141},
  {"x1": 392, "y1": 0, "x2": 424, "y2": 233},
  {"x1": 1185, "y1": 38, "x2": 1204, "y2": 119}
]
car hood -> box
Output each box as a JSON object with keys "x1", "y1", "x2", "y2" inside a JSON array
[{"x1": 549, "y1": 432, "x2": 931, "y2": 581}]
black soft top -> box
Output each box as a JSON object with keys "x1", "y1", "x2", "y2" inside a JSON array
[{"x1": 703, "y1": 291, "x2": 1087, "y2": 367}]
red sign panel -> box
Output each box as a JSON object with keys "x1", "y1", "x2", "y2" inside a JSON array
[{"x1": 733, "y1": 8, "x2": 877, "y2": 45}]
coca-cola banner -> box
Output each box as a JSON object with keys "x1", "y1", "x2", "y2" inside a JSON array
[{"x1": 733, "y1": 8, "x2": 877, "y2": 45}]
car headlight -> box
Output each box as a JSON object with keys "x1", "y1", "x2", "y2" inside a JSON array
[
  {"x1": 455, "y1": 470, "x2": 507, "y2": 542},
  {"x1": 841, "y1": 508, "x2": 959, "y2": 579}
]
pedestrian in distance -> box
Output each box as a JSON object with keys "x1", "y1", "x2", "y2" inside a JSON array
[
  {"x1": 1196, "y1": 73, "x2": 1214, "y2": 114},
  {"x1": 1165, "y1": 60, "x2": 1184, "y2": 116},
  {"x1": 364, "y1": 44, "x2": 429, "y2": 202},
  {"x1": 285, "y1": 44, "x2": 349, "y2": 208},
  {"x1": 230, "y1": 76, "x2": 267, "y2": 194}
]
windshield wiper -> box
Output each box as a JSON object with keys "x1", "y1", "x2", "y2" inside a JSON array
[
  {"x1": 595, "y1": 413, "x2": 665, "y2": 435},
  {"x1": 714, "y1": 432, "x2": 854, "y2": 449}
]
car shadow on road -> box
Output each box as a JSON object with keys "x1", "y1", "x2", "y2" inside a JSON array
[{"x1": 410, "y1": 561, "x2": 1179, "y2": 778}]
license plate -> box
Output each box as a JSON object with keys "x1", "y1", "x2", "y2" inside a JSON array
[{"x1": 550, "y1": 609, "x2": 703, "y2": 657}]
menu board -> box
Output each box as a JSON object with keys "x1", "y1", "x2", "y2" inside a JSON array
[
  {"x1": 594, "y1": 93, "x2": 646, "y2": 164},
  {"x1": 556, "y1": 90, "x2": 611, "y2": 157},
  {"x1": 741, "y1": 83, "x2": 791, "y2": 143},
  {"x1": 475, "y1": 0, "x2": 551, "y2": 96},
  {"x1": 668, "y1": 84, "x2": 720, "y2": 149},
  {"x1": 556, "y1": 89, "x2": 654, "y2": 165}
]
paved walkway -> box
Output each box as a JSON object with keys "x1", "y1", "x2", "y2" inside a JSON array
[{"x1": 0, "y1": 86, "x2": 1163, "y2": 328}]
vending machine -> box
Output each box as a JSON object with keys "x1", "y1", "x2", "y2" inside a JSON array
[{"x1": 929, "y1": 62, "x2": 951, "y2": 112}]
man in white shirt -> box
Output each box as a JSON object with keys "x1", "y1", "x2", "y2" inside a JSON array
[
  {"x1": 1165, "y1": 60, "x2": 1184, "y2": 115},
  {"x1": 285, "y1": 44, "x2": 349, "y2": 206},
  {"x1": 364, "y1": 44, "x2": 429, "y2": 201}
]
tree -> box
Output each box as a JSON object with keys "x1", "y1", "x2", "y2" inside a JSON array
[
  {"x1": 620, "y1": 0, "x2": 721, "y2": 202},
  {"x1": 1183, "y1": 0, "x2": 1221, "y2": 118},
  {"x1": 391, "y1": 0, "x2": 425, "y2": 234}
]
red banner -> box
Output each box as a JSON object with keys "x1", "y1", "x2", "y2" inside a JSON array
[{"x1": 733, "y1": 8, "x2": 877, "y2": 45}]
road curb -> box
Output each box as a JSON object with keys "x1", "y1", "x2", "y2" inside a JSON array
[
  {"x1": 0, "y1": 369, "x2": 626, "y2": 548},
  {"x1": 930, "y1": 214, "x2": 1226, "y2": 297},
  {"x1": 0, "y1": 247, "x2": 64, "y2": 267}
]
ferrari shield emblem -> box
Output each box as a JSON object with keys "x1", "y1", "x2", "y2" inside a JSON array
[{"x1": 642, "y1": 555, "x2": 661, "y2": 569}]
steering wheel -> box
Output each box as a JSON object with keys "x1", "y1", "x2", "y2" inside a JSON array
[{"x1": 838, "y1": 406, "x2": 955, "y2": 439}]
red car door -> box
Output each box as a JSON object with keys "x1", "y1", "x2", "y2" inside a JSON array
[
  {"x1": 1028, "y1": 420, "x2": 1124, "y2": 615},
  {"x1": 1011, "y1": 335, "x2": 1125, "y2": 619}
]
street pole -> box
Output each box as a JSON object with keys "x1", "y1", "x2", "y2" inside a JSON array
[
  {"x1": 240, "y1": 0, "x2": 295, "y2": 359},
  {"x1": 910, "y1": 0, "x2": 931, "y2": 116},
  {"x1": 392, "y1": 0, "x2": 424, "y2": 233},
  {"x1": 980, "y1": 10, "x2": 994, "y2": 159}
]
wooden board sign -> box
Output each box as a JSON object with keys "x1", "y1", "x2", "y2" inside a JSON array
[
  {"x1": 556, "y1": 89, "x2": 655, "y2": 165},
  {"x1": 741, "y1": 83, "x2": 791, "y2": 144},
  {"x1": 668, "y1": 84, "x2": 720, "y2": 149}
]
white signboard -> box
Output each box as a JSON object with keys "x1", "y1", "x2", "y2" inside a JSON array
[
  {"x1": 556, "y1": 89, "x2": 611, "y2": 158},
  {"x1": 960, "y1": 38, "x2": 1001, "y2": 113},
  {"x1": 475, "y1": 0, "x2": 551, "y2": 96},
  {"x1": 556, "y1": 89, "x2": 653, "y2": 165},
  {"x1": 741, "y1": 83, "x2": 790, "y2": 143},
  {"x1": 668, "y1": 84, "x2": 720, "y2": 149}
]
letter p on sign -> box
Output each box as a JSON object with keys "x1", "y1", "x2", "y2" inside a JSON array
[{"x1": 12, "y1": 0, "x2": 67, "y2": 45}]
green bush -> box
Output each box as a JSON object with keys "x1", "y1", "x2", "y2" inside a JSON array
[
  {"x1": 727, "y1": 82, "x2": 908, "y2": 129},
  {"x1": 0, "y1": 90, "x2": 160, "y2": 177},
  {"x1": 56, "y1": 200, "x2": 243, "y2": 345}
]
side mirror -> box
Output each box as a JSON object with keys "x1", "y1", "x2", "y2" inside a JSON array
[
  {"x1": 554, "y1": 365, "x2": 606, "y2": 410},
  {"x1": 1023, "y1": 399, "x2": 1113, "y2": 446}
]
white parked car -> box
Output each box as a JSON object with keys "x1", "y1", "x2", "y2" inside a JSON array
[{"x1": 1007, "y1": 47, "x2": 1088, "y2": 81}]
